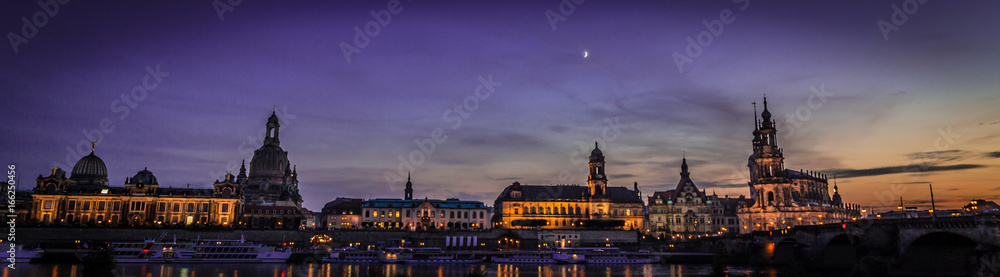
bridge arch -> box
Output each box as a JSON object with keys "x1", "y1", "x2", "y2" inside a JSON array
[
  {"x1": 821, "y1": 234, "x2": 862, "y2": 269},
  {"x1": 898, "y1": 231, "x2": 977, "y2": 275}
]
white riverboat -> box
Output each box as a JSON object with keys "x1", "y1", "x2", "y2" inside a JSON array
[
  {"x1": 554, "y1": 247, "x2": 660, "y2": 264},
  {"x1": 379, "y1": 247, "x2": 484, "y2": 264},
  {"x1": 325, "y1": 247, "x2": 380, "y2": 263},
  {"x1": 76, "y1": 236, "x2": 291, "y2": 263},
  {"x1": 491, "y1": 251, "x2": 585, "y2": 264}
]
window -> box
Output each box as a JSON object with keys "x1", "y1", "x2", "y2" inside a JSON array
[
  {"x1": 480, "y1": 211, "x2": 484, "y2": 218},
  {"x1": 221, "y1": 203, "x2": 230, "y2": 213},
  {"x1": 187, "y1": 203, "x2": 195, "y2": 213},
  {"x1": 67, "y1": 214, "x2": 74, "y2": 223},
  {"x1": 365, "y1": 210, "x2": 370, "y2": 217},
  {"x1": 113, "y1": 201, "x2": 120, "y2": 211},
  {"x1": 98, "y1": 201, "x2": 106, "y2": 211},
  {"x1": 96, "y1": 215, "x2": 104, "y2": 223},
  {"x1": 173, "y1": 203, "x2": 180, "y2": 212},
  {"x1": 81, "y1": 215, "x2": 89, "y2": 223},
  {"x1": 450, "y1": 211, "x2": 454, "y2": 218},
  {"x1": 157, "y1": 215, "x2": 165, "y2": 223},
  {"x1": 472, "y1": 212, "x2": 477, "y2": 219},
  {"x1": 514, "y1": 208, "x2": 519, "y2": 215},
  {"x1": 83, "y1": 201, "x2": 91, "y2": 211},
  {"x1": 158, "y1": 203, "x2": 166, "y2": 212},
  {"x1": 202, "y1": 203, "x2": 210, "y2": 212},
  {"x1": 68, "y1": 200, "x2": 76, "y2": 210},
  {"x1": 406, "y1": 210, "x2": 411, "y2": 217}
]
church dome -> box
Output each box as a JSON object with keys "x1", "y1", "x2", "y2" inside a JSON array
[
  {"x1": 72, "y1": 152, "x2": 107, "y2": 179},
  {"x1": 249, "y1": 144, "x2": 289, "y2": 177}
]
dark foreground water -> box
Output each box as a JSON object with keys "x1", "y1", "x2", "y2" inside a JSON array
[{"x1": 3, "y1": 263, "x2": 844, "y2": 277}]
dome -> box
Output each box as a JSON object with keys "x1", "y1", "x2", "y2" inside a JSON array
[
  {"x1": 268, "y1": 111, "x2": 279, "y2": 124},
  {"x1": 130, "y1": 167, "x2": 157, "y2": 185},
  {"x1": 72, "y1": 152, "x2": 107, "y2": 179},
  {"x1": 249, "y1": 144, "x2": 289, "y2": 177},
  {"x1": 71, "y1": 152, "x2": 109, "y2": 186},
  {"x1": 590, "y1": 142, "x2": 603, "y2": 157}
]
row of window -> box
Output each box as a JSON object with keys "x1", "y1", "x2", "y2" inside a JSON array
[
  {"x1": 511, "y1": 206, "x2": 640, "y2": 217},
  {"x1": 52, "y1": 200, "x2": 231, "y2": 214},
  {"x1": 653, "y1": 216, "x2": 738, "y2": 225},
  {"x1": 364, "y1": 209, "x2": 485, "y2": 219}
]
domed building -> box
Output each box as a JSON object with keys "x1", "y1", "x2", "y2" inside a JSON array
[
  {"x1": 242, "y1": 110, "x2": 303, "y2": 208},
  {"x1": 31, "y1": 144, "x2": 242, "y2": 227}
]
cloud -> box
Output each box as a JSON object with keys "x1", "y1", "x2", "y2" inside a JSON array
[
  {"x1": 828, "y1": 164, "x2": 985, "y2": 178},
  {"x1": 986, "y1": 151, "x2": 1000, "y2": 158},
  {"x1": 905, "y1": 150, "x2": 967, "y2": 163},
  {"x1": 611, "y1": 174, "x2": 635, "y2": 179}
]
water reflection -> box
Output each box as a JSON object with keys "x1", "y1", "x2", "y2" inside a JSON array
[{"x1": 5, "y1": 262, "x2": 791, "y2": 277}]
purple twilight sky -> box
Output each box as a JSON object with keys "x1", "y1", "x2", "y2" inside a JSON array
[{"x1": 2, "y1": 0, "x2": 999, "y2": 212}]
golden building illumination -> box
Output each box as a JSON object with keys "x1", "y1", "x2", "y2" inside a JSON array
[{"x1": 493, "y1": 143, "x2": 644, "y2": 230}]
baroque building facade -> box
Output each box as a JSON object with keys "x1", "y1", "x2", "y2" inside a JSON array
[
  {"x1": 738, "y1": 97, "x2": 861, "y2": 233},
  {"x1": 359, "y1": 176, "x2": 492, "y2": 230},
  {"x1": 30, "y1": 147, "x2": 241, "y2": 227},
  {"x1": 493, "y1": 143, "x2": 645, "y2": 230},
  {"x1": 646, "y1": 157, "x2": 750, "y2": 239}
]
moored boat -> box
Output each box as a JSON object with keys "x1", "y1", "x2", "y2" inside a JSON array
[{"x1": 554, "y1": 247, "x2": 659, "y2": 264}]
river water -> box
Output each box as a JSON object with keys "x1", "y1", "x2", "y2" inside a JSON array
[{"x1": 4, "y1": 263, "x2": 846, "y2": 277}]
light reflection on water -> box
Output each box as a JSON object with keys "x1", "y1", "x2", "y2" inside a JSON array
[{"x1": 5, "y1": 263, "x2": 786, "y2": 277}]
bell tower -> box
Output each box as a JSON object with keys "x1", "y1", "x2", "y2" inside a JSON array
[{"x1": 588, "y1": 142, "x2": 607, "y2": 197}]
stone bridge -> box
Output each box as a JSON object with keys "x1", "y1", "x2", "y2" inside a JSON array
[{"x1": 743, "y1": 215, "x2": 999, "y2": 276}]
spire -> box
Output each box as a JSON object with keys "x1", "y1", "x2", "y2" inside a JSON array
[
  {"x1": 90, "y1": 140, "x2": 97, "y2": 153},
  {"x1": 680, "y1": 155, "x2": 690, "y2": 178},
  {"x1": 752, "y1": 101, "x2": 759, "y2": 131},
  {"x1": 760, "y1": 95, "x2": 773, "y2": 129},
  {"x1": 404, "y1": 171, "x2": 413, "y2": 200}
]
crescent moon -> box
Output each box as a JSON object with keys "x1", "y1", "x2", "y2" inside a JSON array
[{"x1": 583, "y1": 51, "x2": 588, "y2": 58}]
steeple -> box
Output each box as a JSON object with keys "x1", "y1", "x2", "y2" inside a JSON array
[
  {"x1": 236, "y1": 160, "x2": 247, "y2": 183},
  {"x1": 680, "y1": 154, "x2": 690, "y2": 178},
  {"x1": 588, "y1": 142, "x2": 607, "y2": 197},
  {"x1": 404, "y1": 172, "x2": 413, "y2": 200},
  {"x1": 831, "y1": 176, "x2": 842, "y2": 205},
  {"x1": 760, "y1": 95, "x2": 773, "y2": 129}
]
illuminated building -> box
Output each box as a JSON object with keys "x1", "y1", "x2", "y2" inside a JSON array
[
  {"x1": 738, "y1": 97, "x2": 861, "y2": 233},
  {"x1": 30, "y1": 150, "x2": 241, "y2": 227},
  {"x1": 321, "y1": 197, "x2": 363, "y2": 230},
  {"x1": 360, "y1": 175, "x2": 492, "y2": 230},
  {"x1": 647, "y1": 157, "x2": 750, "y2": 238},
  {"x1": 492, "y1": 143, "x2": 645, "y2": 230}
]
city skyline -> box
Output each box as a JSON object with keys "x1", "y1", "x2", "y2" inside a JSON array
[{"x1": 2, "y1": 1, "x2": 999, "y2": 213}]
